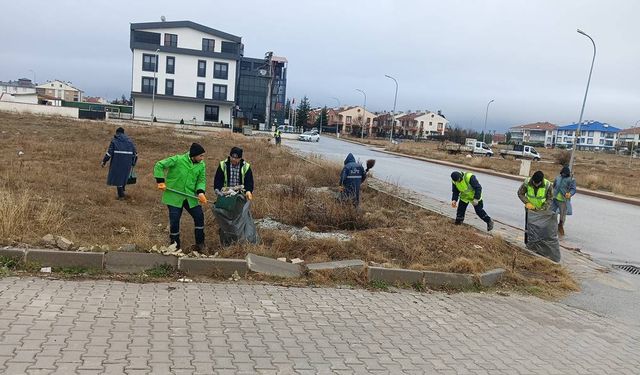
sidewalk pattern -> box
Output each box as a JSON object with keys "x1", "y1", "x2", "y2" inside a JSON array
[{"x1": 0, "y1": 277, "x2": 638, "y2": 374}]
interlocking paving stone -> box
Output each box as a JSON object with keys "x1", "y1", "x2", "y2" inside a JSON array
[{"x1": 0, "y1": 277, "x2": 637, "y2": 373}]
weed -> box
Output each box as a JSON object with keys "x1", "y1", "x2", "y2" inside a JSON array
[
  {"x1": 0, "y1": 256, "x2": 20, "y2": 270},
  {"x1": 55, "y1": 266, "x2": 101, "y2": 276},
  {"x1": 369, "y1": 279, "x2": 389, "y2": 291},
  {"x1": 145, "y1": 264, "x2": 175, "y2": 278}
]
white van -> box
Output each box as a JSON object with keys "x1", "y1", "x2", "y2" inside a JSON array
[{"x1": 277, "y1": 125, "x2": 295, "y2": 133}]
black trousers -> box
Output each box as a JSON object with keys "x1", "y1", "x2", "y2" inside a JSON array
[
  {"x1": 168, "y1": 200, "x2": 205, "y2": 249},
  {"x1": 116, "y1": 186, "x2": 125, "y2": 198},
  {"x1": 456, "y1": 200, "x2": 491, "y2": 224}
]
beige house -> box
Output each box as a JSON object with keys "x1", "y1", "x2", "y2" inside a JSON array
[
  {"x1": 414, "y1": 112, "x2": 448, "y2": 136},
  {"x1": 36, "y1": 80, "x2": 83, "y2": 102},
  {"x1": 337, "y1": 106, "x2": 377, "y2": 135},
  {"x1": 618, "y1": 127, "x2": 640, "y2": 148}
]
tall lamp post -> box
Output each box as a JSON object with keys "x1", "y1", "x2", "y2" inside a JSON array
[
  {"x1": 331, "y1": 97, "x2": 341, "y2": 138},
  {"x1": 151, "y1": 48, "x2": 160, "y2": 122},
  {"x1": 569, "y1": 29, "x2": 597, "y2": 173},
  {"x1": 385, "y1": 74, "x2": 398, "y2": 142},
  {"x1": 482, "y1": 99, "x2": 495, "y2": 144},
  {"x1": 355, "y1": 89, "x2": 367, "y2": 140}
]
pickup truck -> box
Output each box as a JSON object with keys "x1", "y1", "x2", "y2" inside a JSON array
[
  {"x1": 439, "y1": 138, "x2": 494, "y2": 157},
  {"x1": 499, "y1": 145, "x2": 541, "y2": 161}
]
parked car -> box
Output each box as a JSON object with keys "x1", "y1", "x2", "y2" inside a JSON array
[{"x1": 298, "y1": 131, "x2": 320, "y2": 142}]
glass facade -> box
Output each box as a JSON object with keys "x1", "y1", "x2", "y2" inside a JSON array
[{"x1": 236, "y1": 56, "x2": 287, "y2": 126}]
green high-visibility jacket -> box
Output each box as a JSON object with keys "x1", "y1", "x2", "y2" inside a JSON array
[
  {"x1": 525, "y1": 177, "x2": 551, "y2": 209},
  {"x1": 153, "y1": 153, "x2": 206, "y2": 208},
  {"x1": 453, "y1": 172, "x2": 481, "y2": 203}
]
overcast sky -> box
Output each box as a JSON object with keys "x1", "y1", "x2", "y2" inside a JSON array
[{"x1": 2, "y1": 0, "x2": 639, "y2": 131}]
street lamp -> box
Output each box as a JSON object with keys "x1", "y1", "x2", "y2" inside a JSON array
[
  {"x1": 331, "y1": 97, "x2": 341, "y2": 138},
  {"x1": 355, "y1": 89, "x2": 367, "y2": 140},
  {"x1": 385, "y1": 74, "x2": 398, "y2": 142},
  {"x1": 569, "y1": 29, "x2": 597, "y2": 173},
  {"x1": 151, "y1": 48, "x2": 160, "y2": 122},
  {"x1": 482, "y1": 99, "x2": 495, "y2": 144}
]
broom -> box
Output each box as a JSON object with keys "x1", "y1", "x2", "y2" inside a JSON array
[{"x1": 365, "y1": 159, "x2": 376, "y2": 173}]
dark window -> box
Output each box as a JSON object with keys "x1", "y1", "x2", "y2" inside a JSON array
[
  {"x1": 196, "y1": 82, "x2": 205, "y2": 98},
  {"x1": 202, "y1": 38, "x2": 215, "y2": 52},
  {"x1": 133, "y1": 30, "x2": 160, "y2": 44},
  {"x1": 164, "y1": 33, "x2": 178, "y2": 47},
  {"x1": 142, "y1": 54, "x2": 157, "y2": 72},
  {"x1": 205, "y1": 105, "x2": 219, "y2": 122},
  {"x1": 221, "y1": 41, "x2": 238, "y2": 54},
  {"x1": 166, "y1": 56, "x2": 175, "y2": 74},
  {"x1": 212, "y1": 85, "x2": 227, "y2": 100},
  {"x1": 240, "y1": 61, "x2": 253, "y2": 71},
  {"x1": 165, "y1": 79, "x2": 174, "y2": 96},
  {"x1": 214, "y1": 62, "x2": 229, "y2": 79},
  {"x1": 141, "y1": 77, "x2": 157, "y2": 94},
  {"x1": 197, "y1": 60, "x2": 206, "y2": 77}
]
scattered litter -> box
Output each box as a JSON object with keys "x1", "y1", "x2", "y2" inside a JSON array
[
  {"x1": 17, "y1": 151, "x2": 24, "y2": 156},
  {"x1": 277, "y1": 257, "x2": 287, "y2": 262},
  {"x1": 256, "y1": 217, "x2": 352, "y2": 242},
  {"x1": 40, "y1": 267, "x2": 52, "y2": 273},
  {"x1": 473, "y1": 244, "x2": 483, "y2": 250},
  {"x1": 228, "y1": 271, "x2": 241, "y2": 282},
  {"x1": 497, "y1": 291, "x2": 510, "y2": 297},
  {"x1": 177, "y1": 278, "x2": 192, "y2": 283},
  {"x1": 291, "y1": 258, "x2": 304, "y2": 264},
  {"x1": 114, "y1": 227, "x2": 131, "y2": 235}
]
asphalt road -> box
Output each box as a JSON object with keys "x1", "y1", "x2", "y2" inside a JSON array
[{"x1": 286, "y1": 136, "x2": 640, "y2": 265}]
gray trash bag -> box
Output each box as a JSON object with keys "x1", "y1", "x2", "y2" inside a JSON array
[
  {"x1": 526, "y1": 209, "x2": 561, "y2": 262},
  {"x1": 213, "y1": 194, "x2": 260, "y2": 246}
]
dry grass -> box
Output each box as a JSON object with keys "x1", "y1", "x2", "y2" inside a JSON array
[
  {"x1": 342, "y1": 135, "x2": 640, "y2": 197},
  {"x1": 0, "y1": 112, "x2": 577, "y2": 297}
]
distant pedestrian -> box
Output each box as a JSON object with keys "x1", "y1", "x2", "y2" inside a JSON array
[
  {"x1": 339, "y1": 153, "x2": 366, "y2": 207},
  {"x1": 450, "y1": 171, "x2": 494, "y2": 231},
  {"x1": 101, "y1": 127, "x2": 137, "y2": 200},
  {"x1": 551, "y1": 166, "x2": 576, "y2": 236},
  {"x1": 517, "y1": 170, "x2": 553, "y2": 211},
  {"x1": 274, "y1": 129, "x2": 282, "y2": 145}
]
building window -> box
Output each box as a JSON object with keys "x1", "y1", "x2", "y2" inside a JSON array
[
  {"x1": 196, "y1": 82, "x2": 205, "y2": 98},
  {"x1": 212, "y1": 84, "x2": 227, "y2": 100},
  {"x1": 205, "y1": 105, "x2": 219, "y2": 122},
  {"x1": 202, "y1": 38, "x2": 215, "y2": 52},
  {"x1": 142, "y1": 54, "x2": 157, "y2": 72},
  {"x1": 588, "y1": 131, "x2": 594, "y2": 137},
  {"x1": 240, "y1": 61, "x2": 252, "y2": 71},
  {"x1": 214, "y1": 62, "x2": 228, "y2": 79},
  {"x1": 587, "y1": 138, "x2": 593, "y2": 144},
  {"x1": 221, "y1": 41, "x2": 239, "y2": 54},
  {"x1": 164, "y1": 33, "x2": 178, "y2": 47},
  {"x1": 599, "y1": 139, "x2": 604, "y2": 145},
  {"x1": 346, "y1": 116, "x2": 352, "y2": 124},
  {"x1": 429, "y1": 121, "x2": 433, "y2": 126},
  {"x1": 141, "y1": 77, "x2": 156, "y2": 94},
  {"x1": 165, "y1": 79, "x2": 174, "y2": 96},
  {"x1": 197, "y1": 60, "x2": 206, "y2": 77},
  {"x1": 166, "y1": 56, "x2": 175, "y2": 74}
]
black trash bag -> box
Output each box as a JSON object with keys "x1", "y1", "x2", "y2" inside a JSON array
[
  {"x1": 213, "y1": 194, "x2": 260, "y2": 246},
  {"x1": 526, "y1": 210, "x2": 561, "y2": 262}
]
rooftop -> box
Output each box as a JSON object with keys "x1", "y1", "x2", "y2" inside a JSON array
[
  {"x1": 130, "y1": 20, "x2": 241, "y2": 43},
  {"x1": 619, "y1": 127, "x2": 640, "y2": 135},
  {"x1": 510, "y1": 122, "x2": 557, "y2": 131},
  {"x1": 557, "y1": 121, "x2": 620, "y2": 132}
]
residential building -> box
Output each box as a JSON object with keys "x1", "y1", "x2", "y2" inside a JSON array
[
  {"x1": 308, "y1": 107, "x2": 341, "y2": 130},
  {"x1": 36, "y1": 80, "x2": 83, "y2": 102},
  {"x1": 236, "y1": 54, "x2": 287, "y2": 127},
  {"x1": 0, "y1": 78, "x2": 37, "y2": 95},
  {"x1": 129, "y1": 21, "x2": 243, "y2": 124},
  {"x1": 618, "y1": 127, "x2": 640, "y2": 148},
  {"x1": 556, "y1": 121, "x2": 620, "y2": 150},
  {"x1": 335, "y1": 106, "x2": 376, "y2": 135},
  {"x1": 492, "y1": 133, "x2": 507, "y2": 144},
  {"x1": 508, "y1": 122, "x2": 557, "y2": 147},
  {"x1": 414, "y1": 111, "x2": 448, "y2": 136}
]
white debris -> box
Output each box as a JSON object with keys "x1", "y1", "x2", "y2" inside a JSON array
[
  {"x1": 255, "y1": 217, "x2": 352, "y2": 242},
  {"x1": 177, "y1": 278, "x2": 193, "y2": 283},
  {"x1": 291, "y1": 258, "x2": 304, "y2": 264},
  {"x1": 228, "y1": 271, "x2": 241, "y2": 281},
  {"x1": 473, "y1": 244, "x2": 483, "y2": 250},
  {"x1": 40, "y1": 267, "x2": 52, "y2": 273},
  {"x1": 277, "y1": 257, "x2": 287, "y2": 262}
]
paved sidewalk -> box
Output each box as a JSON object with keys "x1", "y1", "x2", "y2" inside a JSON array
[{"x1": 0, "y1": 277, "x2": 638, "y2": 374}]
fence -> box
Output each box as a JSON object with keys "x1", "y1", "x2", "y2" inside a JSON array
[{"x1": 0, "y1": 101, "x2": 78, "y2": 118}]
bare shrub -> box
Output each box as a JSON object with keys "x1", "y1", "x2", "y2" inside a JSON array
[
  {"x1": 555, "y1": 150, "x2": 571, "y2": 166},
  {"x1": 0, "y1": 190, "x2": 30, "y2": 241}
]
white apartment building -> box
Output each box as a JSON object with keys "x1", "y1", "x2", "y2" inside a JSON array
[
  {"x1": 0, "y1": 78, "x2": 38, "y2": 104},
  {"x1": 618, "y1": 127, "x2": 640, "y2": 148},
  {"x1": 414, "y1": 112, "x2": 448, "y2": 136},
  {"x1": 508, "y1": 122, "x2": 557, "y2": 147},
  {"x1": 555, "y1": 121, "x2": 620, "y2": 150},
  {"x1": 130, "y1": 21, "x2": 243, "y2": 125}
]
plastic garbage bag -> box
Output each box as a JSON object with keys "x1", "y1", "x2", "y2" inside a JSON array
[
  {"x1": 526, "y1": 209, "x2": 561, "y2": 262},
  {"x1": 213, "y1": 194, "x2": 260, "y2": 246}
]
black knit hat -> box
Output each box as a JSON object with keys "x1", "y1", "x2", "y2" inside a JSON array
[
  {"x1": 560, "y1": 166, "x2": 571, "y2": 177},
  {"x1": 532, "y1": 170, "x2": 544, "y2": 184},
  {"x1": 116, "y1": 127, "x2": 125, "y2": 134},
  {"x1": 230, "y1": 146, "x2": 243, "y2": 158},
  {"x1": 451, "y1": 171, "x2": 463, "y2": 182},
  {"x1": 189, "y1": 143, "x2": 205, "y2": 157}
]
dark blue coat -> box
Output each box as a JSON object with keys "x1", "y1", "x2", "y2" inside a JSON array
[
  {"x1": 102, "y1": 134, "x2": 137, "y2": 186},
  {"x1": 339, "y1": 153, "x2": 366, "y2": 205}
]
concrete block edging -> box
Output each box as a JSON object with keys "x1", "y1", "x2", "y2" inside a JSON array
[{"x1": 368, "y1": 266, "x2": 505, "y2": 288}]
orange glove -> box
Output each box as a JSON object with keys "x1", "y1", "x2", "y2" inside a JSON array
[
  {"x1": 451, "y1": 200, "x2": 457, "y2": 208},
  {"x1": 198, "y1": 193, "x2": 208, "y2": 204},
  {"x1": 339, "y1": 186, "x2": 344, "y2": 192},
  {"x1": 157, "y1": 182, "x2": 166, "y2": 191},
  {"x1": 525, "y1": 203, "x2": 535, "y2": 210},
  {"x1": 246, "y1": 191, "x2": 253, "y2": 201},
  {"x1": 565, "y1": 192, "x2": 571, "y2": 199}
]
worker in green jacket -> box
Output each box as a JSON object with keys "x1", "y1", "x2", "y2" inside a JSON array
[
  {"x1": 154, "y1": 143, "x2": 208, "y2": 253},
  {"x1": 517, "y1": 170, "x2": 553, "y2": 211}
]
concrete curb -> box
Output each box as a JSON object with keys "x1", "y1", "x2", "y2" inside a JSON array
[
  {"x1": 307, "y1": 260, "x2": 365, "y2": 271},
  {"x1": 179, "y1": 258, "x2": 248, "y2": 277},
  {"x1": 105, "y1": 252, "x2": 178, "y2": 273},
  {"x1": 0, "y1": 248, "x2": 26, "y2": 262},
  {"x1": 336, "y1": 136, "x2": 640, "y2": 206},
  {"x1": 26, "y1": 249, "x2": 104, "y2": 269},
  {"x1": 246, "y1": 253, "x2": 303, "y2": 278},
  {"x1": 368, "y1": 266, "x2": 506, "y2": 288}
]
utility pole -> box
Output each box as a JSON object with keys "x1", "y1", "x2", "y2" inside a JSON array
[
  {"x1": 151, "y1": 48, "x2": 159, "y2": 123},
  {"x1": 264, "y1": 52, "x2": 274, "y2": 131}
]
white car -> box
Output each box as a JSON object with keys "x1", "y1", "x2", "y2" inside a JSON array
[{"x1": 298, "y1": 131, "x2": 320, "y2": 142}]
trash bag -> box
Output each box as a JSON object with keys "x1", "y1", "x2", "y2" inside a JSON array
[
  {"x1": 213, "y1": 194, "x2": 260, "y2": 246},
  {"x1": 525, "y1": 209, "x2": 561, "y2": 262}
]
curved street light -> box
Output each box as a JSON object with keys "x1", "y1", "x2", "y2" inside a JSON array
[
  {"x1": 482, "y1": 99, "x2": 495, "y2": 144},
  {"x1": 385, "y1": 75, "x2": 398, "y2": 142},
  {"x1": 568, "y1": 29, "x2": 597, "y2": 174},
  {"x1": 355, "y1": 89, "x2": 367, "y2": 140},
  {"x1": 331, "y1": 97, "x2": 341, "y2": 137}
]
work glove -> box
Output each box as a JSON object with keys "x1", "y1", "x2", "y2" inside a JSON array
[
  {"x1": 157, "y1": 182, "x2": 166, "y2": 191},
  {"x1": 451, "y1": 200, "x2": 457, "y2": 208},
  {"x1": 246, "y1": 191, "x2": 253, "y2": 201},
  {"x1": 472, "y1": 199, "x2": 479, "y2": 206},
  {"x1": 565, "y1": 192, "x2": 571, "y2": 199},
  {"x1": 198, "y1": 193, "x2": 208, "y2": 204},
  {"x1": 339, "y1": 186, "x2": 344, "y2": 193},
  {"x1": 101, "y1": 162, "x2": 106, "y2": 168},
  {"x1": 525, "y1": 203, "x2": 535, "y2": 210}
]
